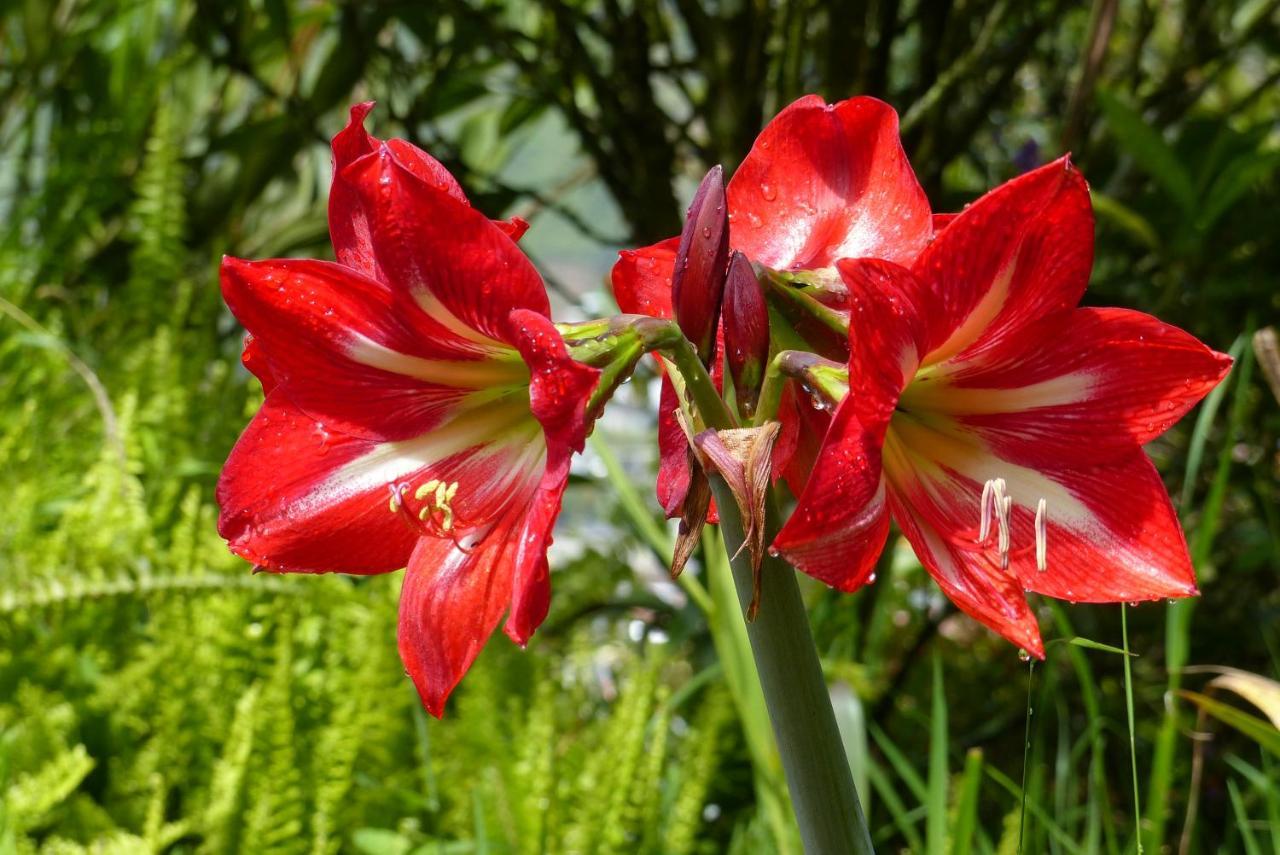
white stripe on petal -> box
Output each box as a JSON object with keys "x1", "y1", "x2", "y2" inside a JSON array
[
  {"x1": 413, "y1": 288, "x2": 511, "y2": 353},
  {"x1": 347, "y1": 333, "x2": 527, "y2": 389},
  {"x1": 294, "y1": 399, "x2": 537, "y2": 518}
]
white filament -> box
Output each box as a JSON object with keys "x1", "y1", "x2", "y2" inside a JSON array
[{"x1": 1035, "y1": 498, "x2": 1048, "y2": 572}]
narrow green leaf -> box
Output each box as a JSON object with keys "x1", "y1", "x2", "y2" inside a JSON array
[
  {"x1": 1227, "y1": 778, "x2": 1263, "y2": 855},
  {"x1": 951, "y1": 749, "x2": 984, "y2": 855},
  {"x1": 1068, "y1": 637, "x2": 1137, "y2": 657},
  {"x1": 1179, "y1": 692, "x2": 1280, "y2": 757},
  {"x1": 927, "y1": 652, "x2": 948, "y2": 855},
  {"x1": 1096, "y1": 89, "x2": 1197, "y2": 214}
]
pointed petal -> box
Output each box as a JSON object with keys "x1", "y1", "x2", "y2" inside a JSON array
[
  {"x1": 509, "y1": 309, "x2": 600, "y2": 454},
  {"x1": 239, "y1": 333, "x2": 277, "y2": 393},
  {"x1": 332, "y1": 103, "x2": 530, "y2": 277},
  {"x1": 900, "y1": 307, "x2": 1233, "y2": 466},
  {"x1": 328, "y1": 103, "x2": 380, "y2": 277},
  {"x1": 342, "y1": 147, "x2": 550, "y2": 342},
  {"x1": 611, "y1": 238, "x2": 679, "y2": 319},
  {"x1": 329, "y1": 105, "x2": 468, "y2": 277},
  {"x1": 913, "y1": 157, "x2": 1094, "y2": 367},
  {"x1": 1016, "y1": 450, "x2": 1198, "y2": 603},
  {"x1": 504, "y1": 310, "x2": 601, "y2": 643},
  {"x1": 837, "y1": 258, "x2": 927, "y2": 427},
  {"x1": 728, "y1": 95, "x2": 931, "y2": 270},
  {"x1": 398, "y1": 528, "x2": 516, "y2": 717},
  {"x1": 220, "y1": 256, "x2": 527, "y2": 441},
  {"x1": 885, "y1": 476, "x2": 1045, "y2": 657},
  {"x1": 884, "y1": 416, "x2": 1202, "y2": 654},
  {"x1": 216, "y1": 393, "x2": 418, "y2": 574},
  {"x1": 216, "y1": 390, "x2": 546, "y2": 575},
  {"x1": 771, "y1": 401, "x2": 891, "y2": 591},
  {"x1": 494, "y1": 216, "x2": 530, "y2": 242},
  {"x1": 656, "y1": 377, "x2": 692, "y2": 517}
]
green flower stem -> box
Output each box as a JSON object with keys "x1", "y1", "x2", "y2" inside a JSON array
[
  {"x1": 754, "y1": 352, "x2": 790, "y2": 428},
  {"x1": 632, "y1": 315, "x2": 737, "y2": 431},
  {"x1": 707, "y1": 477, "x2": 874, "y2": 855},
  {"x1": 753, "y1": 350, "x2": 849, "y2": 427},
  {"x1": 634, "y1": 314, "x2": 872, "y2": 850},
  {"x1": 761, "y1": 270, "x2": 851, "y2": 339}
]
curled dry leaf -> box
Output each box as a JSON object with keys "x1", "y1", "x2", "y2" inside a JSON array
[{"x1": 693, "y1": 423, "x2": 782, "y2": 619}]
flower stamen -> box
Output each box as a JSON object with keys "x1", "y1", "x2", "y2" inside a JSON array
[
  {"x1": 990, "y1": 478, "x2": 1012, "y2": 569},
  {"x1": 978, "y1": 479, "x2": 995, "y2": 542},
  {"x1": 1035, "y1": 497, "x2": 1048, "y2": 572},
  {"x1": 415, "y1": 479, "x2": 460, "y2": 533}
]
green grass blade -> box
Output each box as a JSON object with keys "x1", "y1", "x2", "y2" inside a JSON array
[
  {"x1": 1178, "y1": 692, "x2": 1280, "y2": 757},
  {"x1": 868, "y1": 722, "x2": 927, "y2": 802},
  {"x1": 1121, "y1": 604, "x2": 1143, "y2": 853},
  {"x1": 927, "y1": 652, "x2": 948, "y2": 855},
  {"x1": 951, "y1": 748, "x2": 984, "y2": 855},
  {"x1": 1227, "y1": 778, "x2": 1262, "y2": 855},
  {"x1": 985, "y1": 766, "x2": 1085, "y2": 855},
  {"x1": 866, "y1": 757, "x2": 924, "y2": 852}
]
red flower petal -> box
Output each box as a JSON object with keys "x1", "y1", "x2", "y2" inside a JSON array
[
  {"x1": 838, "y1": 258, "x2": 927, "y2": 427},
  {"x1": 901, "y1": 308, "x2": 1233, "y2": 467},
  {"x1": 340, "y1": 146, "x2": 550, "y2": 336},
  {"x1": 505, "y1": 309, "x2": 602, "y2": 643},
  {"x1": 611, "y1": 238, "x2": 678, "y2": 319},
  {"x1": 656, "y1": 377, "x2": 692, "y2": 517},
  {"x1": 770, "y1": 402, "x2": 890, "y2": 591},
  {"x1": 330, "y1": 103, "x2": 469, "y2": 278},
  {"x1": 1018, "y1": 450, "x2": 1198, "y2": 603},
  {"x1": 772, "y1": 258, "x2": 925, "y2": 590},
  {"x1": 913, "y1": 157, "x2": 1093, "y2": 367},
  {"x1": 220, "y1": 256, "x2": 527, "y2": 441},
  {"x1": 216, "y1": 393, "x2": 418, "y2": 575},
  {"x1": 885, "y1": 474, "x2": 1045, "y2": 657},
  {"x1": 217, "y1": 387, "x2": 549, "y2": 574},
  {"x1": 239, "y1": 333, "x2": 277, "y2": 394},
  {"x1": 883, "y1": 419, "x2": 1200, "y2": 654},
  {"x1": 398, "y1": 525, "x2": 518, "y2": 717},
  {"x1": 728, "y1": 95, "x2": 931, "y2": 271}
]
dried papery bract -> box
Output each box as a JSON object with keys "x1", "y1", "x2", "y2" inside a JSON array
[{"x1": 693, "y1": 423, "x2": 781, "y2": 619}]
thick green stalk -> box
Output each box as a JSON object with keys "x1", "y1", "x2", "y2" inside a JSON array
[{"x1": 707, "y1": 478, "x2": 874, "y2": 854}]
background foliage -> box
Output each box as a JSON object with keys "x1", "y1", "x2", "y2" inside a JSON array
[{"x1": 1, "y1": 1, "x2": 1278, "y2": 852}]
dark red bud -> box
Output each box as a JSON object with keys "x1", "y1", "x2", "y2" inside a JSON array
[
  {"x1": 723, "y1": 251, "x2": 769, "y2": 417},
  {"x1": 672, "y1": 165, "x2": 729, "y2": 365}
]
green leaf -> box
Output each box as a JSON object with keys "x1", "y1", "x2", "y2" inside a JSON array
[
  {"x1": 1179, "y1": 691, "x2": 1280, "y2": 757},
  {"x1": 1091, "y1": 191, "x2": 1160, "y2": 250},
  {"x1": 352, "y1": 829, "x2": 411, "y2": 855},
  {"x1": 1067, "y1": 637, "x2": 1137, "y2": 656},
  {"x1": 1096, "y1": 89, "x2": 1197, "y2": 214},
  {"x1": 926, "y1": 652, "x2": 948, "y2": 855}
]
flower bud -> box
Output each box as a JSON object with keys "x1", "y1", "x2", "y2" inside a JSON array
[
  {"x1": 672, "y1": 165, "x2": 729, "y2": 366},
  {"x1": 723, "y1": 251, "x2": 769, "y2": 417}
]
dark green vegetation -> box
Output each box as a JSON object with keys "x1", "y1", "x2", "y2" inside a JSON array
[{"x1": 1, "y1": 1, "x2": 1277, "y2": 852}]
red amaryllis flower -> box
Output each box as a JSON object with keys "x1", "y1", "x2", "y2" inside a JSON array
[
  {"x1": 611, "y1": 94, "x2": 932, "y2": 514},
  {"x1": 771, "y1": 158, "x2": 1232, "y2": 656},
  {"x1": 217, "y1": 104, "x2": 599, "y2": 715}
]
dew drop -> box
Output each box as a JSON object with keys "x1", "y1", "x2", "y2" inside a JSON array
[
  {"x1": 1017, "y1": 649, "x2": 1031, "y2": 662},
  {"x1": 761, "y1": 183, "x2": 777, "y2": 201}
]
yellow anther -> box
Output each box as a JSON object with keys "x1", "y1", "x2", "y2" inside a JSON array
[
  {"x1": 410, "y1": 479, "x2": 461, "y2": 534},
  {"x1": 415, "y1": 479, "x2": 441, "y2": 501}
]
